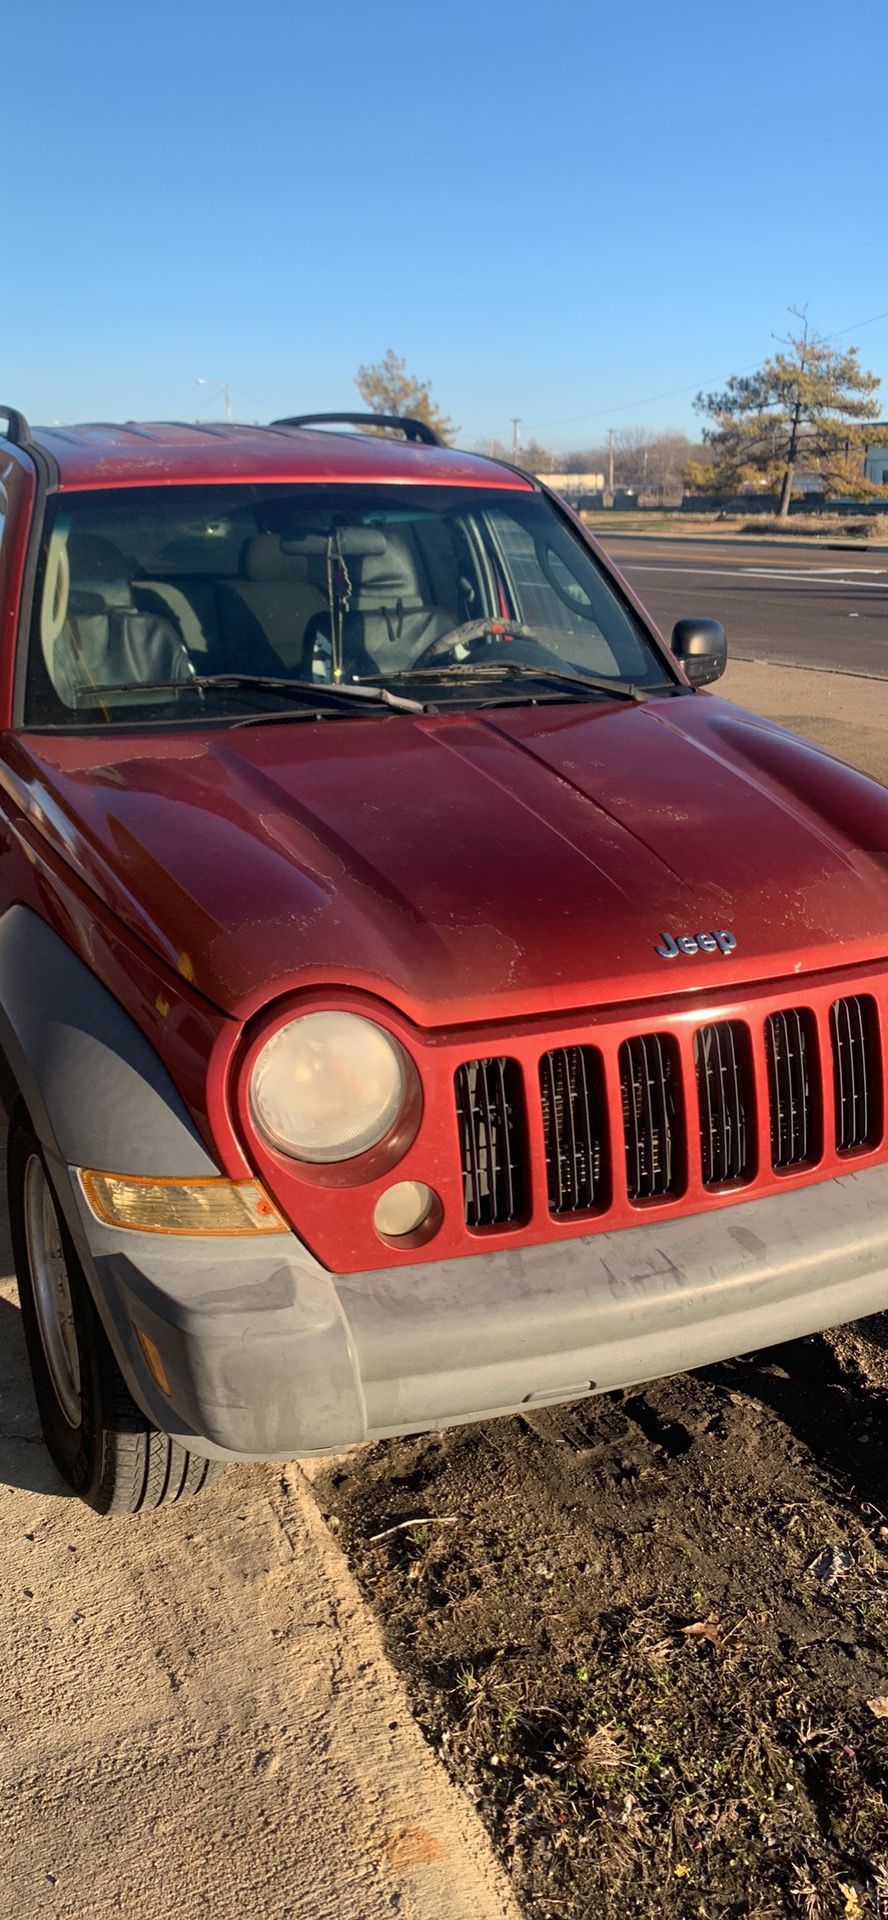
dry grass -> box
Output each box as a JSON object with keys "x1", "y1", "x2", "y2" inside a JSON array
[
  {"x1": 741, "y1": 512, "x2": 888, "y2": 540},
  {"x1": 574, "y1": 1723, "x2": 631, "y2": 1780},
  {"x1": 581, "y1": 506, "x2": 888, "y2": 541}
]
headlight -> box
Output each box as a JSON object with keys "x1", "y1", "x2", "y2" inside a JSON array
[{"x1": 249, "y1": 1011, "x2": 407, "y2": 1162}]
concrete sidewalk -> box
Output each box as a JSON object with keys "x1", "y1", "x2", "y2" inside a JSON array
[
  {"x1": 721, "y1": 657, "x2": 888, "y2": 785},
  {"x1": 0, "y1": 1259, "x2": 518, "y2": 1920}
]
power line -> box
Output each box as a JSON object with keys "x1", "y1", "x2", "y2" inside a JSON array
[
  {"x1": 490, "y1": 302, "x2": 888, "y2": 442},
  {"x1": 830, "y1": 306, "x2": 888, "y2": 339}
]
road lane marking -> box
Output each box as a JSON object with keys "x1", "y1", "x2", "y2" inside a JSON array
[
  {"x1": 620, "y1": 563, "x2": 888, "y2": 589},
  {"x1": 605, "y1": 543, "x2": 888, "y2": 574}
]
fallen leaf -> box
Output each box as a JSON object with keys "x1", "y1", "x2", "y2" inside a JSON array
[
  {"x1": 808, "y1": 1546, "x2": 854, "y2": 1587},
  {"x1": 866, "y1": 1695, "x2": 888, "y2": 1718},
  {"x1": 840, "y1": 1882, "x2": 863, "y2": 1919},
  {"x1": 681, "y1": 1615, "x2": 724, "y2": 1647}
]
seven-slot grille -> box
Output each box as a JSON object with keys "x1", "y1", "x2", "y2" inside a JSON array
[{"x1": 455, "y1": 997, "x2": 884, "y2": 1229}]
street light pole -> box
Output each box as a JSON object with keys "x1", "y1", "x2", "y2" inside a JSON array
[
  {"x1": 511, "y1": 417, "x2": 521, "y2": 461},
  {"x1": 196, "y1": 378, "x2": 232, "y2": 423}
]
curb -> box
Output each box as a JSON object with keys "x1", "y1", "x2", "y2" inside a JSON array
[{"x1": 591, "y1": 528, "x2": 888, "y2": 556}]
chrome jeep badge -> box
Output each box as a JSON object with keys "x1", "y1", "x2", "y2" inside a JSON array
[{"x1": 656, "y1": 930, "x2": 737, "y2": 959}]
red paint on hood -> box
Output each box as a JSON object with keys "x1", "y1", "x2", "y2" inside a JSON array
[{"x1": 11, "y1": 693, "x2": 888, "y2": 1026}]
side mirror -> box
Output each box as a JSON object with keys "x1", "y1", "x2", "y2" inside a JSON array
[{"x1": 671, "y1": 617, "x2": 727, "y2": 688}]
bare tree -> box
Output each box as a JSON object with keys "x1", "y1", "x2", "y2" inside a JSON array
[
  {"x1": 613, "y1": 426, "x2": 656, "y2": 488},
  {"x1": 474, "y1": 427, "x2": 695, "y2": 497},
  {"x1": 474, "y1": 436, "x2": 555, "y2": 473}
]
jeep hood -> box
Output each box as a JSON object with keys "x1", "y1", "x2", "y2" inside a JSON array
[{"x1": 17, "y1": 695, "x2": 888, "y2": 1024}]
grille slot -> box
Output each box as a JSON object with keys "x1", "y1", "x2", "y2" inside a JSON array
[
  {"x1": 765, "y1": 1008, "x2": 819, "y2": 1169},
  {"x1": 455, "y1": 1057, "x2": 525, "y2": 1228},
  {"x1": 619, "y1": 1033, "x2": 682, "y2": 1200},
  {"x1": 695, "y1": 1021, "x2": 753, "y2": 1186},
  {"x1": 540, "y1": 1046, "x2": 607, "y2": 1214},
  {"x1": 830, "y1": 994, "x2": 881, "y2": 1152}
]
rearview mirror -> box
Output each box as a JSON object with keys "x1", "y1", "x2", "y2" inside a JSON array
[{"x1": 671, "y1": 618, "x2": 727, "y2": 688}]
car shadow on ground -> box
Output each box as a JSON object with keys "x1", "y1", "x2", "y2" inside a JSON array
[
  {"x1": 0, "y1": 1286, "x2": 68, "y2": 1498},
  {"x1": 0, "y1": 1163, "x2": 69, "y2": 1499},
  {"x1": 701, "y1": 1324, "x2": 888, "y2": 1513}
]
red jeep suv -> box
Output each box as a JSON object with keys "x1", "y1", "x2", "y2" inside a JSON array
[{"x1": 1, "y1": 404, "x2": 885, "y2": 1512}]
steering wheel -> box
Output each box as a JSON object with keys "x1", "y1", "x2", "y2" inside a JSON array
[{"x1": 410, "y1": 616, "x2": 541, "y2": 670}]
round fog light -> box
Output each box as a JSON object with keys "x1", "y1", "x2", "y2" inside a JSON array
[{"x1": 374, "y1": 1181, "x2": 436, "y2": 1239}]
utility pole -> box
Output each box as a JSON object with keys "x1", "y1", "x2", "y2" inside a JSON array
[
  {"x1": 607, "y1": 428, "x2": 615, "y2": 495},
  {"x1": 511, "y1": 417, "x2": 521, "y2": 461},
  {"x1": 196, "y1": 378, "x2": 233, "y2": 423}
]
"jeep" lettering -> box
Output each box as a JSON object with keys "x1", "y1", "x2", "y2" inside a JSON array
[{"x1": 655, "y1": 929, "x2": 737, "y2": 959}]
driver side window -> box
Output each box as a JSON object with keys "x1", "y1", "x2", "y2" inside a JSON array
[
  {"x1": 481, "y1": 505, "x2": 618, "y2": 672},
  {"x1": 481, "y1": 501, "x2": 654, "y2": 682}
]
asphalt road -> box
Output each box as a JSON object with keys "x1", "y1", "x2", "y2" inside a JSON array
[{"x1": 597, "y1": 532, "x2": 888, "y2": 678}]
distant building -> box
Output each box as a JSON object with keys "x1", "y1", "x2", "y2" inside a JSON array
[
  {"x1": 538, "y1": 471, "x2": 606, "y2": 495},
  {"x1": 864, "y1": 427, "x2": 888, "y2": 487}
]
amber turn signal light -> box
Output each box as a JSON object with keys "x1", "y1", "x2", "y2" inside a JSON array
[{"x1": 77, "y1": 1170, "x2": 287, "y2": 1237}]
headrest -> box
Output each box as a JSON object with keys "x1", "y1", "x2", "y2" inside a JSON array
[
  {"x1": 243, "y1": 535, "x2": 313, "y2": 583},
  {"x1": 279, "y1": 527, "x2": 388, "y2": 559},
  {"x1": 149, "y1": 535, "x2": 238, "y2": 574},
  {"x1": 67, "y1": 590, "x2": 112, "y2": 617},
  {"x1": 67, "y1": 534, "x2": 134, "y2": 608},
  {"x1": 352, "y1": 531, "x2": 422, "y2": 602}
]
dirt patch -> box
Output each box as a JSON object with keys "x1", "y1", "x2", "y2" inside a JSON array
[{"x1": 316, "y1": 1331, "x2": 888, "y2": 1918}]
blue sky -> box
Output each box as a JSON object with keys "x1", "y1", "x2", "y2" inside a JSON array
[{"x1": 6, "y1": 0, "x2": 887, "y2": 452}]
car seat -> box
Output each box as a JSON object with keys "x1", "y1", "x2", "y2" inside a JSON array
[
  {"x1": 212, "y1": 534, "x2": 329, "y2": 675},
  {"x1": 51, "y1": 534, "x2": 194, "y2": 707},
  {"x1": 302, "y1": 530, "x2": 452, "y2": 680}
]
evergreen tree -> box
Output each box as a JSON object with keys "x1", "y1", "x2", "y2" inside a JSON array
[
  {"x1": 355, "y1": 350, "x2": 456, "y2": 444},
  {"x1": 695, "y1": 311, "x2": 887, "y2": 515}
]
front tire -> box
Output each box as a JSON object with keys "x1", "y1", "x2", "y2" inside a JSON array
[{"x1": 8, "y1": 1107, "x2": 222, "y2": 1513}]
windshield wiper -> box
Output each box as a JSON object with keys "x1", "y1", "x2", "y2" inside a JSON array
[
  {"x1": 360, "y1": 662, "x2": 646, "y2": 703},
  {"x1": 85, "y1": 673, "x2": 427, "y2": 714}
]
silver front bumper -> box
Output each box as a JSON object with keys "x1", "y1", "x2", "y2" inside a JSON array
[{"x1": 70, "y1": 1159, "x2": 888, "y2": 1461}]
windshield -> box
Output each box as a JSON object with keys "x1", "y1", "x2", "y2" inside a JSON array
[{"x1": 24, "y1": 483, "x2": 675, "y2": 728}]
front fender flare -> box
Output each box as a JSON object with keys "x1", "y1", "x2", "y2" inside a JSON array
[{"x1": 0, "y1": 905, "x2": 217, "y2": 1177}]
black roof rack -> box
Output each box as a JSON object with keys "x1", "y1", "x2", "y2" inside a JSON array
[
  {"x1": 271, "y1": 411, "x2": 443, "y2": 447},
  {"x1": 0, "y1": 405, "x2": 32, "y2": 448}
]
